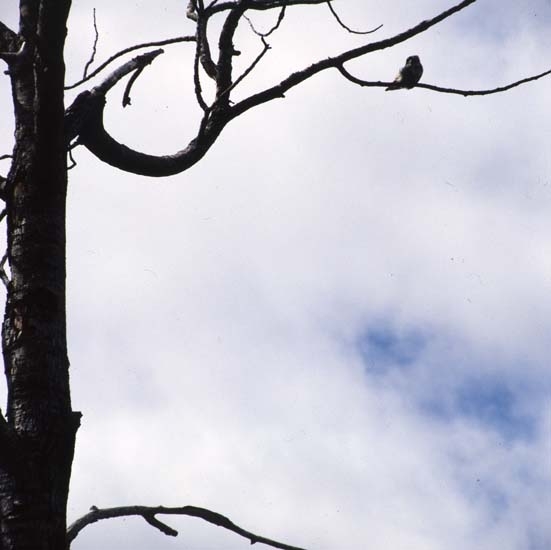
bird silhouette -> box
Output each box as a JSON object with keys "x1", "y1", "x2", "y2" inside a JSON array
[{"x1": 386, "y1": 56, "x2": 423, "y2": 91}]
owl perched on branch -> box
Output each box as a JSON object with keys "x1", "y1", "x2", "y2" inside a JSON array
[{"x1": 386, "y1": 56, "x2": 423, "y2": 90}]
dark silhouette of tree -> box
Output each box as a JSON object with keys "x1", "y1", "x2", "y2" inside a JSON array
[{"x1": 0, "y1": 1, "x2": 548, "y2": 548}]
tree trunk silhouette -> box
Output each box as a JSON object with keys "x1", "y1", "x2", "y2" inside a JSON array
[{"x1": 0, "y1": 3, "x2": 80, "y2": 549}]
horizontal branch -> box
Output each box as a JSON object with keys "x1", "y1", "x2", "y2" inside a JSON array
[
  {"x1": 337, "y1": 64, "x2": 551, "y2": 96},
  {"x1": 207, "y1": 0, "x2": 329, "y2": 16},
  {"x1": 67, "y1": 505, "x2": 307, "y2": 550},
  {"x1": 230, "y1": 0, "x2": 477, "y2": 117}
]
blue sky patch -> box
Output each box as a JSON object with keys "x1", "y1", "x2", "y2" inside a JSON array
[
  {"x1": 455, "y1": 378, "x2": 535, "y2": 440},
  {"x1": 355, "y1": 323, "x2": 538, "y2": 442},
  {"x1": 356, "y1": 323, "x2": 429, "y2": 374},
  {"x1": 423, "y1": 375, "x2": 537, "y2": 442}
]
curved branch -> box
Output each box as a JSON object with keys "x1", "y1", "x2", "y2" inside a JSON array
[
  {"x1": 325, "y1": 1, "x2": 383, "y2": 35},
  {"x1": 65, "y1": 36, "x2": 196, "y2": 90},
  {"x1": 245, "y1": 5, "x2": 286, "y2": 38},
  {"x1": 67, "y1": 504, "x2": 307, "y2": 550},
  {"x1": 230, "y1": 0, "x2": 477, "y2": 117},
  {"x1": 78, "y1": 102, "x2": 224, "y2": 177},
  {"x1": 66, "y1": 50, "x2": 229, "y2": 176},
  {"x1": 336, "y1": 64, "x2": 551, "y2": 96}
]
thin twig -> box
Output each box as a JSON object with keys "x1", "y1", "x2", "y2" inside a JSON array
[
  {"x1": 244, "y1": 5, "x2": 286, "y2": 38},
  {"x1": 143, "y1": 513, "x2": 178, "y2": 536},
  {"x1": 326, "y1": 1, "x2": 382, "y2": 35},
  {"x1": 336, "y1": 64, "x2": 551, "y2": 96},
  {"x1": 218, "y1": 36, "x2": 271, "y2": 99},
  {"x1": 83, "y1": 8, "x2": 99, "y2": 78},
  {"x1": 65, "y1": 36, "x2": 195, "y2": 90},
  {"x1": 122, "y1": 66, "x2": 145, "y2": 107},
  {"x1": 67, "y1": 505, "x2": 307, "y2": 550},
  {"x1": 92, "y1": 49, "x2": 165, "y2": 96}
]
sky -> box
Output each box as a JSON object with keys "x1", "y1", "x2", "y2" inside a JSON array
[{"x1": 1, "y1": 1, "x2": 551, "y2": 549}]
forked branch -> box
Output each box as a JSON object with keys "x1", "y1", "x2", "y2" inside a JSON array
[{"x1": 67, "y1": 505, "x2": 307, "y2": 550}]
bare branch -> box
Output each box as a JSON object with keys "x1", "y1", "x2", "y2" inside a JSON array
[
  {"x1": 187, "y1": 0, "x2": 199, "y2": 21},
  {"x1": 69, "y1": 0, "x2": 550, "y2": 179},
  {"x1": 245, "y1": 5, "x2": 286, "y2": 38},
  {"x1": 143, "y1": 513, "x2": 178, "y2": 536},
  {"x1": 207, "y1": 0, "x2": 328, "y2": 16},
  {"x1": 93, "y1": 49, "x2": 164, "y2": 96},
  {"x1": 0, "y1": 40, "x2": 28, "y2": 66},
  {"x1": 67, "y1": 505, "x2": 307, "y2": 550},
  {"x1": 230, "y1": 0, "x2": 478, "y2": 117},
  {"x1": 219, "y1": 36, "x2": 271, "y2": 99},
  {"x1": 122, "y1": 65, "x2": 146, "y2": 107},
  {"x1": 337, "y1": 64, "x2": 551, "y2": 96},
  {"x1": 65, "y1": 51, "x2": 227, "y2": 177},
  {"x1": 65, "y1": 36, "x2": 195, "y2": 90},
  {"x1": 193, "y1": 34, "x2": 210, "y2": 111},
  {"x1": 197, "y1": 15, "x2": 218, "y2": 80},
  {"x1": 82, "y1": 8, "x2": 99, "y2": 78},
  {"x1": 216, "y1": 2, "x2": 248, "y2": 100},
  {"x1": 0, "y1": 20, "x2": 19, "y2": 53},
  {"x1": 326, "y1": 1, "x2": 383, "y2": 35}
]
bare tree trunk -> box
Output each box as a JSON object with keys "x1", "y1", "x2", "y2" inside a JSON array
[{"x1": 0, "y1": 2, "x2": 79, "y2": 549}]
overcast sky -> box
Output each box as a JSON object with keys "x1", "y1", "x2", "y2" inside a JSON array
[{"x1": 1, "y1": 1, "x2": 550, "y2": 549}]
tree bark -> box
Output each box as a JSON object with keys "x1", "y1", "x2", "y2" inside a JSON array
[{"x1": 0, "y1": 2, "x2": 79, "y2": 549}]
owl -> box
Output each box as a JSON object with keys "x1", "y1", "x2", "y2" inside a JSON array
[{"x1": 386, "y1": 56, "x2": 423, "y2": 90}]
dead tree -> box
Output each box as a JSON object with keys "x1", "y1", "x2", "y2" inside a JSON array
[{"x1": 0, "y1": 1, "x2": 548, "y2": 548}]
